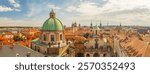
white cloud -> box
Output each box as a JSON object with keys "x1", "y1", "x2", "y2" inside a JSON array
[
  {"x1": 66, "y1": 0, "x2": 150, "y2": 15},
  {"x1": 100, "y1": 0, "x2": 150, "y2": 13},
  {"x1": 64, "y1": 0, "x2": 150, "y2": 26},
  {"x1": 8, "y1": 0, "x2": 20, "y2": 8},
  {"x1": 1, "y1": 0, "x2": 150, "y2": 26},
  {"x1": 102, "y1": 0, "x2": 108, "y2": 1},
  {"x1": 13, "y1": 3, "x2": 20, "y2": 8},
  {"x1": 66, "y1": 6, "x2": 77, "y2": 12},
  {"x1": 0, "y1": 0, "x2": 21, "y2": 12},
  {"x1": 99, "y1": 0, "x2": 150, "y2": 25},
  {"x1": 47, "y1": 4, "x2": 60, "y2": 10},
  {"x1": 0, "y1": 6, "x2": 13, "y2": 12},
  {"x1": 8, "y1": 0, "x2": 16, "y2": 4},
  {"x1": 77, "y1": 2, "x2": 100, "y2": 16},
  {"x1": 66, "y1": 2, "x2": 101, "y2": 16}
]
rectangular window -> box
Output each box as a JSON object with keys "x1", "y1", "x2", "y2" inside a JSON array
[{"x1": 51, "y1": 35, "x2": 54, "y2": 41}]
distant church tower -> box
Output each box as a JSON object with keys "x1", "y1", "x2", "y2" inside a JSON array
[
  {"x1": 120, "y1": 23, "x2": 122, "y2": 27},
  {"x1": 90, "y1": 20, "x2": 93, "y2": 28},
  {"x1": 72, "y1": 22, "x2": 78, "y2": 33},
  {"x1": 79, "y1": 24, "x2": 81, "y2": 28},
  {"x1": 99, "y1": 20, "x2": 102, "y2": 29}
]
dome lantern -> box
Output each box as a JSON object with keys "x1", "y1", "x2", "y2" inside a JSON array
[{"x1": 50, "y1": 9, "x2": 55, "y2": 18}]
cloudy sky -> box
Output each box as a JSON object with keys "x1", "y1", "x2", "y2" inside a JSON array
[{"x1": 0, "y1": 0, "x2": 150, "y2": 27}]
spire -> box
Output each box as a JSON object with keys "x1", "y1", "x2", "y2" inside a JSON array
[
  {"x1": 90, "y1": 20, "x2": 93, "y2": 28},
  {"x1": 50, "y1": 9, "x2": 55, "y2": 18},
  {"x1": 120, "y1": 22, "x2": 122, "y2": 27},
  {"x1": 100, "y1": 20, "x2": 102, "y2": 28},
  {"x1": 71, "y1": 22, "x2": 73, "y2": 27},
  {"x1": 51, "y1": 9, "x2": 54, "y2": 13},
  {"x1": 75, "y1": 21, "x2": 77, "y2": 24},
  {"x1": 74, "y1": 21, "x2": 77, "y2": 27},
  {"x1": 79, "y1": 23, "x2": 81, "y2": 28}
]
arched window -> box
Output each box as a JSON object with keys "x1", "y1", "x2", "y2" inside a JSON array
[
  {"x1": 60, "y1": 34, "x2": 63, "y2": 41},
  {"x1": 103, "y1": 53, "x2": 106, "y2": 57},
  {"x1": 96, "y1": 30, "x2": 98, "y2": 34},
  {"x1": 75, "y1": 53, "x2": 84, "y2": 57},
  {"x1": 51, "y1": 35, "x2": 54, "y2": 41},
  {"x1": 93, "y1": 53, "x2": 99, "y2": 57},
  {"x1": 86, "y1": 54, "x2": 90, "y2": 57},
  {"x1": 43, "y1": 34, "x2": 46, "y2": 41}
]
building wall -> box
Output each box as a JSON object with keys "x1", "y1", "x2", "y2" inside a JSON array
[
  {"x1": 40, "y1": 31, "x2": 66, "y2": 47},
  {"x1": 31, "y1": 43, "x2": 47, "y2": 54}
]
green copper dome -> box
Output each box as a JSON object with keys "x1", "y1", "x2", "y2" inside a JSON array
[
  {"x1": 42, "y1": 18, "x2": 63, "y2": 31},
  {"x1": 42, "y1": 9, "x2": 64, "y2": 31}
]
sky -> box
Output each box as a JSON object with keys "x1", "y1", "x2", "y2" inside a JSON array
[{"x1": 0, "y1": 0, "x2": 150, "y2": 27}]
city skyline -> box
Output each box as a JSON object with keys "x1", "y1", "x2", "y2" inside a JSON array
[
  {"x1": 0, "y1": 0, "x2": 150, "y2": 27},
  {"x1": 0, "y1": 7, "x2": 150, "y2": 57}
]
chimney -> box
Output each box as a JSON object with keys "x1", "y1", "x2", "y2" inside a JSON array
[
  {"x1": 26, "y1": 52, "x2": 31, "y2": 57},
  {"x1": 16, "y1": 53, "x2": 19, "y2": 57}
]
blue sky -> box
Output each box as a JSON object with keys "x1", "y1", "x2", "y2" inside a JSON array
[{"x1": 0, "y1": 0, "x2": 150, "y2": 27}]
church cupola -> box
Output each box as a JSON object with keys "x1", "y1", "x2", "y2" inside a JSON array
[{"x1": 50, "y1": 9, "x2": 55, "y2": 18}]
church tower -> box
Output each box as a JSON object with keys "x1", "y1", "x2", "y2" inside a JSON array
[
  {"x1": 99, "y1": 20, "x2": 102, "y2": 29},
  {"x1": 90, "y1": 20, "x2": 93, "y2": 28}
]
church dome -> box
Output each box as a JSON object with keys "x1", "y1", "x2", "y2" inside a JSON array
[{"x1": 42, "y1": 9, "x2": 64, "y2": 31}]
